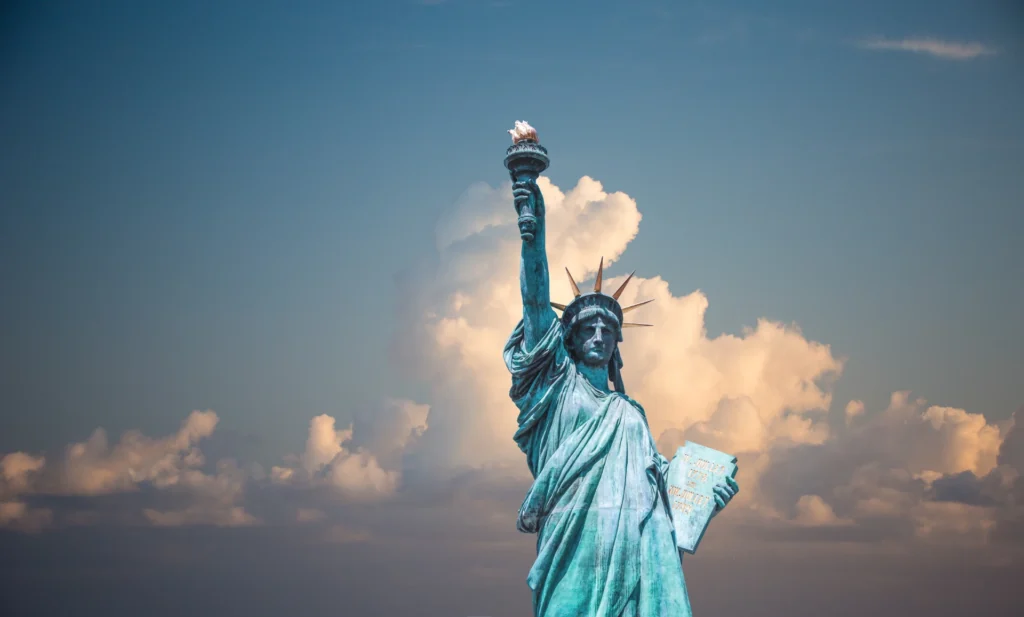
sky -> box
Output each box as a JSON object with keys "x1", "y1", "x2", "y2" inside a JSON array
[{"x1": 1, "y1": 1, "x2": 1023, "y2": 616}]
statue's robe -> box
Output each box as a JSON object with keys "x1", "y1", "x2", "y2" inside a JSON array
[{"x1": 504, "y1": 318, "x2": 692, "y2": 617}]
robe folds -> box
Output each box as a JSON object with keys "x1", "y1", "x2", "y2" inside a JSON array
[{"x1": 504, "y1": 318, "x2": 692, "y2": 617}]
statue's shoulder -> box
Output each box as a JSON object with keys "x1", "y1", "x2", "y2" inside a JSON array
[{"x1": 618, "y1": 393, "x2": 647, "y2": 417}]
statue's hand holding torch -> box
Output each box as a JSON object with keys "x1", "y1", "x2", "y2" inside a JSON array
[
  {"x1": 505, "y1": 120, "x2": 550, "y2": 243},
  {"x1": 512, "y1": 179, "x2": 544, "y2": 242}
]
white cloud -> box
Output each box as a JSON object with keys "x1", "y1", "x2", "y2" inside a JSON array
[
  {"x1": 1, "y1": 452, "x2": 46, "y2": 494},
  {"x1": 61, "y1": 410, "x2": 218, "y2": 495},
  {"x1": 0, "y1": 499, "x2": 52, "y2": 532},
  {"x1": 142, "y1": 459, "x2": 257, "y2": 527},
  {"x1": 2, "y1": 171, "x2": 1021, "y2": 556},
  {"x1": 273, "y1": 400, "x2": 430, "y2": 499},
  {"x1": 761, "y1": 392, "x2": 1014, "y2": 541},
  {"x1": 0, "y1": 397, "x2": 432, "y2": 531},
  {"x1": 872, "y1": 392, "x2": 1001, "y2": 477},
  {"x1": 270, "y1": 466, "x2": 296, "y2": 484},
  {"x1": 793, "y1": 495, "x2": 853, "y2": 527},
  {"x1": 325, "y1": 446, "x2": 398, "y2": 497},
  {"x1": 845, "y1": 400, "x2": 865, "y2": 425},
  {"x1": 389, "y1": 172, "x2": 1024, "y2": 550},
  {"x1": 910, "y1": 501, "x2": 997, "y2": 544},
  {"x1": 398, "y1": 175, "x2": 841, "y2": 485},
  {"x1": 0, "y1": 452, "x2": 51, "y2": 530},
  {"x1": 857, "y1": 37, "x2": 996, "y2": 60},
  {"x1": 0, "y1": 411, "x2": 255, "y2": 530},
  {"x1": 302, "y1": 414, "x2": 350, "y2": 474}
]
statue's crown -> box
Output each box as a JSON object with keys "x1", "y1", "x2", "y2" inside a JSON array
[{"x1": 551, "y1": 257, "x2": 654, "y2": 336}]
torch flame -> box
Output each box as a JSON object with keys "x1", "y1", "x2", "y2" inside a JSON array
[{"x1": 508, "y1": 120, "x2": 539, "y2": 144}]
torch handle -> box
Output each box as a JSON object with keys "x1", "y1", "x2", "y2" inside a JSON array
[{"x1": 513, "y1": 171, "x2": 539, "y2": 243}]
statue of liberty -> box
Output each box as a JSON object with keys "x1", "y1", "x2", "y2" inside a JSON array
[{"x1": 502, "y1": 122, "x2": 739, "y2": 617}]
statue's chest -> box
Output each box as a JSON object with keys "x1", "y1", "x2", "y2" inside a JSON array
[
  {"x1": 562, "y1": 378, "x2": 652, "y2": 446},
  {"x1": 568, "y1": 387, "x2": 604, "y2": 427}
]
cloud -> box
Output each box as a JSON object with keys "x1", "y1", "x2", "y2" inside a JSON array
[
  {"x1": 793, "y1": 495, "x2": 853, "y2": 527},
  {"x1": 2, "y1": 172, "x2": 1021, "y2": 564},
  {"x1": 60, "y1": 410, "x2": 218, "y2": 495},
  {"x1": 395, "y1": 174, "x2": 841, "y2": 492},
  {"x1": 759, "y1": 394, "x2": 1017, "y2": 544},
  {"x1": 845, "y1": 400, "x2": 865, "y2": 425},
  {"x1": 3, "y1": 172, "x2": 1023, "y2": 616},
  {"x1": 1, "y1": 452, "x2": 46, "y2": 493},
  {"x1": 0, "y1": 396, "x2": 429, "y2": 531},
  {"x1": 0, "y1": 499, "x2": 52, "y2": 532},
  {"x1": 140, "y1": 458, "x2": 257, "y2": 527},
  {"x1": 857, "y1": 37, "x2": 996, "y2": 60},
  {"x1": 270, "y1": 398, "x2": 430, "y2": 500},
  {"x1": 0, "y1": 411, "x2": 255, "y2": 530},
  {"x1": 388, "y1": 172, "x2": 1023, "y2": 553}
]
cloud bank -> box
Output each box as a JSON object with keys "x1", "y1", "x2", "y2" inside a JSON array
[{"x1": 2, "y1": 174, "x2": 1021, "y2": 565}]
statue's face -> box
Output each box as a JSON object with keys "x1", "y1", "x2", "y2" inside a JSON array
[{"x1": 572, "y1": 316, "x2": 617, "y2": 367}]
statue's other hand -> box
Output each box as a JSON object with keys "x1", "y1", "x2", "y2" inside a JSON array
[{"x1": 713, "y1": 475, "x2": 739, "y2": 512}]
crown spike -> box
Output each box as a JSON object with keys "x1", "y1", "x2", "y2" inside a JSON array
[
  {"x1": 565, "y1": 268, "x2": 581, "y2": 298},
  {"x1": 622, "y1": 322, "x2": 653, "y2": 328},
  {"x1": 621, "y1": 298, "x2": 654, "y2": 313},
  {"x1": 611, "y1": 270, "x2": 635, "y2": 300},
  {"x1": 594, "y1": 257, "x2": 604, "y2": 293},
  {"x1": 550, "y1": 302, "x2": 566, "y2": 311}
]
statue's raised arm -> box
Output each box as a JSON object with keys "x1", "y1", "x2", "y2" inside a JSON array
[
  {"x1": 505, "y1": 122, "x2": 556, "y2": 350},
  {"x1": 514, "y1": 178, "x2": 556, "y2": 349}
]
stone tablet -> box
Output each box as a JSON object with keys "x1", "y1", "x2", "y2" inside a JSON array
[{"x1": 666, "y1": 441, "x2": 738, "y2": 554}]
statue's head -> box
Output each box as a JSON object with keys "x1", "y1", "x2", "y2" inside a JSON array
[
  {"x1": 566, "y1": 313, "x2": 620, "y2": 367},
  {"x1": 552, "y1": 258, "x2": 654, "y2": 393}
]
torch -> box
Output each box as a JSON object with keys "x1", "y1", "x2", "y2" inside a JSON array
[{"x1": 504, "y1": 121, "x2": 550, "y2": 242}]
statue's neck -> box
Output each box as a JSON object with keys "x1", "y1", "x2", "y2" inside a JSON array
[{"x1": 576, "y1": 361, "x2": 612, "y2": 393}]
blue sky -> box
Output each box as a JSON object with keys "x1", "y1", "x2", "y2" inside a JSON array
[
  {"x1": 2, "y1": 3, "x2": 1024, "y2": 616},
  {"x1": 2, "y1": 0, "x2": 1021, "y2": 460}
]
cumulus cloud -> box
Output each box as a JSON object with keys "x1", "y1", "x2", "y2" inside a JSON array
[
  {"x1": 0, "y1": 391, "x2": 435, "y2": 532},
  {"x1": 3, "y1": 172, "x2": 1020, "y2": 558},
  {"x1": 270, "y1": 399, "x2": 430, "y2": 500},
  {"x1": 396, "y1": 175, "x2": 841, "y2": 491},
  {"x1": 793, "y1": 495, "x2": 853, "y2": 527},
  {"x1": 0, "y1": 411, "x2": 256, "y2": 530},
  {"x1": 386, "y1": 172, "x2": 1024, "y2": 552},
  {"x1": 845, "y1": 400, "x2": 865, "y2": 425},
  {"x1": 60, "y1": 410, "x2": 218, "y2": 495},
  {"x1": 2, "y1": 452, "x2": 46, "y2": 493},
  {"x1": 857, "y1": 37, "x2": 996, "y2": 60},
  {"x1": 760, "y1": 393, "x2": 1016, "y2": 543},
  {"x1": 393, "y1": 176, "x2": 644, "y2": 474},
  {"x1": 0, "y1": 453, "x2": 51, "y2": 531},
  {"x1": 142, "y1": 459, "x2": 256, "y2": 527}
]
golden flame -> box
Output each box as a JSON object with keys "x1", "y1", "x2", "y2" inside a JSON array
[{"x1": 508, "y1": 120, "x2": 539, "y2": 144}]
